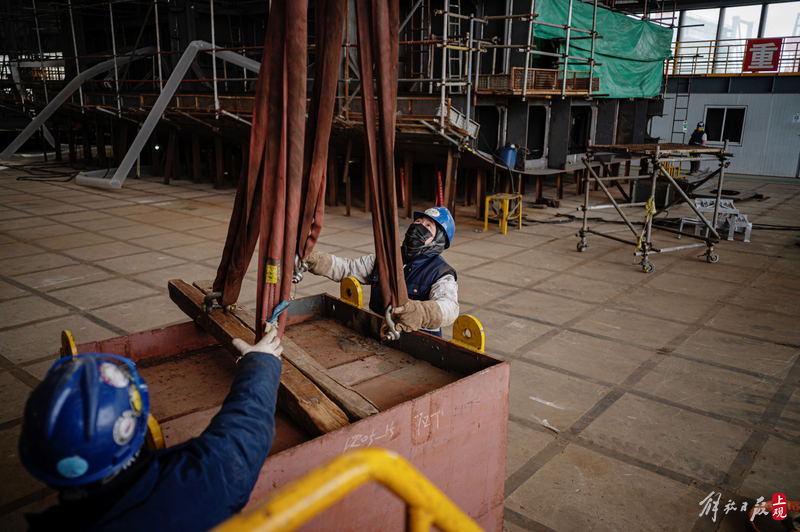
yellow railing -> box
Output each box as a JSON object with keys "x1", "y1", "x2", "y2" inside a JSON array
[
  {"x1": 667, "y1": 36, "x2": 800, "y2": 76},
  {"x1": 212, "y1": 449, "x2": 484, "y2": 532}
]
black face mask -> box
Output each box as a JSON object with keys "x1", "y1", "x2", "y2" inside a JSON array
[{"x1": 401, "y1": 222, "x2": 446, "y2": 264}]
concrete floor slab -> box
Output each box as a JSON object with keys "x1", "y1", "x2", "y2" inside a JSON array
[
  {"x1": 708, "y1": 305, "x2": 800, "y2": 345},
  {"x1": 774, "y1": 388, "x2": 800, "y2": 437},
  {"x1": 609, "y1": 287, "x2": 720, "y2": 324},
  {"x1": 521, "y1": 331, "x2": 653, "y2": 384},
  {"x1": 34, "y1": 232, "x2": 114, "y2": 251},
  {"x1": 569, "y1": 259, "x2": 650, "y2": 285},
  {"x1": 505, "y1": 420, "x2": 555, "y2": 479},
  {"x1": 481, "y1": 231, "x2": 552, "y2": 248},
  {"x1": 0, "y1": 242, "x2": 46, "y2": 259},
  {"x1": 738, "y1": 436, "x2": 800, "y2": 502},
  {"x1": 509, "y1": 360, "x2": 609, "y2": 432},
  {"x1": 153, "y1": 216, "x2": 221, "y2": 232},
  {"x1": 439, "y1": 250, "x2": 492, "y2": 271},
  {"x1": 127, "y1": 232, "x2": 207, "y2": 251},
  {"x1": 767, "y1": 257, "x2": 800, "y2": 276},
  {"x1": 0, "y1": 296, "x2": 70, "y2": 328},
  {"x1": 533, "y1": 274, "x2": 628, "y2": 304},
  {"x1": 505, "y1": 443, "x2": 704, "y2": 532},
  {"x1": 132, "y1": 263, "x2": 218, "y2": 290},
  {"x1": 91, "y1": 295, "x2": 190, "y2": 334},
  {"x1": 166, "y1": 241, "x2": 225, "y2": 261},
  {"x1": 6, "y1": 223, "x2": 84, "y2": 241},
  {"x1": 455, "y1": 277, "x2": 518, "y2": 306},
  {"x1": 751, "y1": 270, "x2": 800, "y2": 292},
  {"x1": 96, "y1": 251, "x2": 186, "y2": 275},
  {"x1": 491, "y1": 290, "x2": 595, "y2": 326},
  {"x1": 50, "y1": 278, "x2": 158, "y2": 310},
  {"x1": 0, "y1": 373, "x2": 34, "y2": 424},
  {"x1": 64, "y1": 241, "x2": 146, "y2": 261},
  {"x1": 571, "y1": 308, "x2": 688, "y2": 349},
  {"x1": 99, "y1": 223, "x2": 173, "y2": 240},
  {"x1": 0, "y1": 280, "x2": 27, "y2": 301},
  {"x1": 672, "y1": 329, "x2": 799, "y2": 380},
  {"x1": 581, "y1": 393, "x2": 753, "y2": 484},
  {"x1": 468, "y1": 309, "x2": 554, "y2": 354},
  {"x1": 726, "y1": 285, "x2": 800, "y2": 316},
  {"x1": 462, "y1": 261, "x2": 554, "y2": 287},
  {"x1": 634, "y1": 356, "x2": 781, "y2": 424},
  {"x1": 0, "y1": 314, "x2": 117, "y2": 364},
  {"x1": 645, "y1": 271, "x2": 740, "y2": 299},
  {"x1": 0, "y1": 426, "x2": 47, "y2": 507},
  {"x1": 503, "y1": 249, "x2": 587, "y2": 271},
  {"x1": 11, "y1": 264, "x2": 112, "y2": 292},
  {"x1": 448, "y1": 239, "x2": 523, "y2": 260},
  {"x1": 0, "y1": 217, "x2": 55, "y2": 231}
]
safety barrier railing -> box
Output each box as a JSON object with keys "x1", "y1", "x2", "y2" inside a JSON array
[
  {"x1": 211, "y1": 448, "x2": 484, "y2": 532},
  {"x1": 477, "y1": 67, "x2": 600, "y2": 96},
  {"x1": 667, "y1": 36, "x2": 800, "y2": 76}
]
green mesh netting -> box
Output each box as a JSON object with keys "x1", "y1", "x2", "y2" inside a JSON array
[{"x1": 533, "y1": 1, "x2": 673, "y2": 98}]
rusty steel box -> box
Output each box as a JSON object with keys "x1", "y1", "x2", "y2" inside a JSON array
[{"x1": 76, "y1": 293, "x2": 510, "y2": 531}]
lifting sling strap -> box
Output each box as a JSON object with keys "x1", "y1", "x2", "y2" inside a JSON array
[{"x1": 212, "y1": 0, "x2": 406, "y2": 339}]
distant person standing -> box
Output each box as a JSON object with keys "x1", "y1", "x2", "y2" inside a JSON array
[{"x1": 688, "y1": 121, "x2": 707, "y2": 175}]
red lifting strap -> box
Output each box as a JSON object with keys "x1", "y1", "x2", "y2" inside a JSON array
[
  {"x1": 212, "y1": 0, "x2": 406, "y2": 339},
  {"x1": 355, "y1": 0, "x2": 408, "y2": 314}
]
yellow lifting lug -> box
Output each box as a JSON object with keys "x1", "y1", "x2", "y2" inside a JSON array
[
  {"x1": 60, "y1": 330, "x2": 78, "y2": 358},
  {"x1": 451, "y1": 315, "x2": 485, "y2": 354},
  {"x1": 145, "y1": 414, "x2": 165, "y2": 451},
  {"x1": 340, "y1": 276, "x2": 363, "y2": 309}
]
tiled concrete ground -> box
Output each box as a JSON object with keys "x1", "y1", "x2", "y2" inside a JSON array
[{"x1": 1, "y1": 164, "x2": 799, "y2": 532}]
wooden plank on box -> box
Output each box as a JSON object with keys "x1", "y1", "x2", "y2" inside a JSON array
[
  {"x1": 192, "y1": 281, "x2": 379, "y2": 422},
  {"x1": 168, "y1": 279, "x2": 349, "y2": 436}
]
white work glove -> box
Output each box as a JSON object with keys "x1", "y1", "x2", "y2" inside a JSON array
[{"x1": 232, "y1": 327, "x2": 283, "y2": 363}]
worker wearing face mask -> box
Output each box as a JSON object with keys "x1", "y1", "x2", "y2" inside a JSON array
[{"x1": 303, "y1": 207, "x2": 458, "y2": 337}]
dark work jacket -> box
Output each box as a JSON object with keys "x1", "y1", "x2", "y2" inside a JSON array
[
  {"x1": 689, "y1": 129, "x2": 705, "y2": 146},
  {"x1": 368, "y1": 254, "x2": 457, "y2": 338},
  {"x1": 26, "y1": 353, "x2": 282, "y2": 532}
]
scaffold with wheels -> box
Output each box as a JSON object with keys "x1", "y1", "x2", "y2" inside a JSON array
[{"x1": 577, "y1": 142, "x2": 732, "y2": 273}]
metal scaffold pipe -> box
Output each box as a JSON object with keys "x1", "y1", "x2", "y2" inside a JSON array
[
  {"x1": 108, "y1": 0, "x2": 121, "y2": 116},
  {"x1": 154, "y1": 0, "x2": 163, "y2": 92},
  {"x1": 67, "y1": 0, "x2": 84, "y2": 112},
  {"x1": 0, "y1": 47, "x2": 156, "y2": 161},
  {"x1": 210, "y1": 0, "x2": 219, "y2": 118},
  {"x1": 74, "y1": 41, "x2": 258, "y2": 189},
  {"x1": 561, "y1": 0, "x2": 573, "y2": 98},
  {"x1": 32, "y1": 0, "x2": 49, "y2": 103}
]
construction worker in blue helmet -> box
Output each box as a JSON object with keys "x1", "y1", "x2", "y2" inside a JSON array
[
  {"x1": 304, "y1": 206, "x2": 458, "y2": 337},
  {"x1": 18, "y1": 330, "x2": 284, "y2": 532},
  {"x1": 688, "y1": 121, "x2": 707, "y2": 175}
]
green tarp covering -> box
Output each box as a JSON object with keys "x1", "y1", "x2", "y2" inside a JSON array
[{"x1": 534, "y1": 1, "x2": 673, "y2": 98}]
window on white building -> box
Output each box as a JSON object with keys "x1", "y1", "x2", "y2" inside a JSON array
[{"x1": 704, "y1": 107, "x2": 746, "y2": 145}]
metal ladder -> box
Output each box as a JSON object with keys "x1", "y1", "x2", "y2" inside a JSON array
[
  {"x1": 409, "y1": 0, "x2": 431, "y2": 82},
  {"x1": 670, "y1": 77, "x2": 691, "y2": 144},
  {"x1": 447, "y1": 0, "x2": 463, "y2": 93}
]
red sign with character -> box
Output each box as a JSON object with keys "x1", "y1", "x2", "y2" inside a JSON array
[
  {"x1": 772, "y1": 493, "x2": 787, "y2": 521},
  {"x1": 743, "y1": 38, "x2": 783, "y2": 72}
]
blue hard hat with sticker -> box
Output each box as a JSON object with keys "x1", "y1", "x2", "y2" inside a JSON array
[
  {"x1": 19, "y1": 353, "x2": 150, "y2": 487},
  {"x1": 414, "y1": 207, "x2": 455, "y2": 249}
]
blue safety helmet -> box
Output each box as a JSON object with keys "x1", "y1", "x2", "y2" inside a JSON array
[
  {"x1": 413, "y1": 207, "x2": 455, "y2": 249},
  {"x1": 697, "y1": 122, "x2": 705, "y2": 130},
  {"x1": 19, "y1": 354, "x2": 150, "y2": 487}
]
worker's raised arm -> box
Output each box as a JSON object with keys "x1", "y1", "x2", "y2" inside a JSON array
[
  {"x1": 429, "y1": 274, "x2": 459, "y2": 327},
  {"x1": 175, "y1": 331, "x2": 283, "y2": 519},
  {"x1": 305, "y1": 250, "x2": 375, "y2": 283}
]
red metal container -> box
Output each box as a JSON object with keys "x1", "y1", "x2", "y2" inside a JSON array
[{"x1": 77, "y1": 293, "x2": 509, "y2": 531}]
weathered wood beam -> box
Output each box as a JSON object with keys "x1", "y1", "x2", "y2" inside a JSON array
[
  {"x1": 168, "y1": 279, "x2": 349, "y2": 436},
  {"x1": 192, "y1": 281, "x2": 379, "y2": 423}
]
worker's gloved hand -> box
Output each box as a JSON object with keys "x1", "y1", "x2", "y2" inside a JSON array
[
  {"x1": 383, "y1": 300, "x2": 443, "y2": 334},
  {"x1": 304, "y1": 250, "x2": 333, "y2": 276},
  {"x1": 232, "y1": 327, "x2": 283, "y2": 361}
]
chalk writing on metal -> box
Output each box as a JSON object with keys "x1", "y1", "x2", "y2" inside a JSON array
[
  {"x1": 343, "y1": 421, "x2": 397, "y2": 453},
  {"x1": 414, "y1": 410, "x2": 444, "y2": 435}
]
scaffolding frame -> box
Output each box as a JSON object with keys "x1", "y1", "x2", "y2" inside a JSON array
[{"x1": 577, "y1": 142, "x2": 732, "y2": 273}]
